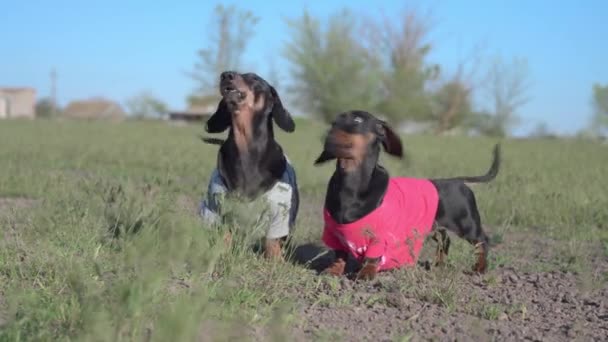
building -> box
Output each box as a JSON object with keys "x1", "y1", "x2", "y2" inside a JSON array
[
  {"x1": 0, "y1": 87, "x2": 36, "y2": 119},
  {"x1": 168, "y1": 95, "x2": 218, "y2": 123},
  {"x1": 168, "y1": 105, "x2": 214, "y2": 123},
  {"x1": 63, "y1": 97, "x2": 126, "y2": 121}
]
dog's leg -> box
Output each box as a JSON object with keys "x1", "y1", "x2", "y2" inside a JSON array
[
  {"x1": 355, "y1": 257, "x2": 380, "y2": 281},
  {"x1": 471, "y1": 239, "x2": 488, "y2": 273},
  {"x1": 455, "y1": 215, "x2": 489, "y2": 274},
  {"x1": 264, "y1": 237, "x2": 285, "y2": 261},
  {"x1": 435, "y1": 184, "x2": 490, "y2": 274},
  {"x1": 453, "y1": 220, "x2": 489, "y2": 274},
  {"x1": 443, "y1": 222, "x2": 488, "y2": 273},
  {"x1": 465, "y1": 192, "x2": 490, "y2": 274},
  {"x1": 322, "y1": 250, "x2": 348, "y2": 276},
  {"x1": 431, "y1": 228, "x2": 451, "y2": 267}
]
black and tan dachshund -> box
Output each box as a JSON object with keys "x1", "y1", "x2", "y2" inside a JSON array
[
  {"x1": 314, "y1": 110, "x2": 500, "y2": 280},
  {"x1": 199, "y1": 71, "x2": 299, "y2": 260}
]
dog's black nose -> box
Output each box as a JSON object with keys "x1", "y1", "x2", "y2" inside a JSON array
[{"x1": 221, "y1": 71, "x2": 236, "y2": 81}]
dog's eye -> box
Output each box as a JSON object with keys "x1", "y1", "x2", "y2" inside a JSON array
[{"x1": 353, "y1": 117, "x2": 363, "y2": 124}]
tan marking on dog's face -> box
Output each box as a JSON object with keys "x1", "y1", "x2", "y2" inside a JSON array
[
  {"x1": 229, "y1": 75, "x2": 267, "y2": 153},
  {"x1": 329, "y1": 129, "x2": 374, "y2": 172}
]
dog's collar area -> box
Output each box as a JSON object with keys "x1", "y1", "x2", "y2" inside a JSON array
[{"x1": 337, "y1": 158, "x2": 358, "y2": 171}]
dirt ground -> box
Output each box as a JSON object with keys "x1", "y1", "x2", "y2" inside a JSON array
[{"x1": 290, "y1": 232, "x2": 608, "y2": 341}]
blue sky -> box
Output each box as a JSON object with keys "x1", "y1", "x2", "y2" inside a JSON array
[{"x1": 2, "y1": 0, "x2": 607, "y2": 136}]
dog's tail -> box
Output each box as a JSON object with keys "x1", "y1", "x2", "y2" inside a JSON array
[{"x1": 439, "y1": 143, "x2": 501, "y2": 183}]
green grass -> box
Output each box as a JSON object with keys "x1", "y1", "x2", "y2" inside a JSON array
[{"x1": 1, "y1": 119, "x2": 607, "y2": 340}]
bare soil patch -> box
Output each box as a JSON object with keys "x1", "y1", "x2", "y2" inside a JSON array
[{"x1": 292, "y1": 231, "x2": 608, "y2": 341}]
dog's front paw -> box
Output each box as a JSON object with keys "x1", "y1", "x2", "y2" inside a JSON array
[
  {"x1": 472, "y1": 261, "x2": 487, "y2": 274},
  {"x1": 322, "y1": 259, "x2": 346, "y2": 277},
  {"x1": 355, "y1": 263, "x2": 378, "y2": 281},
  {"x1": 264, "y1": 238, "x2": 284, "y2": 261}
]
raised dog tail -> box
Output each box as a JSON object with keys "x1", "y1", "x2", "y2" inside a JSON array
[{"x1": 440, "y1": 143, "x2": 501, "y2": 184}]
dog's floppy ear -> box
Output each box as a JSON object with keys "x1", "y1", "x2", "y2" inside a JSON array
[
  {"x1": 375, "y1": 120, "x2": 403, "y2": 157},
  {"x1": 313, "y1": 150, "x2": 335, "y2": 165},
  {"x1": 205, "y1": 99, "x2": 231, "y2": 133},
  {"x1": 270, "y1": 86, "x2": 295, "y2": 132},
  {"x1": 198, "y1": 135, "x2": 225, "y2": 145}
]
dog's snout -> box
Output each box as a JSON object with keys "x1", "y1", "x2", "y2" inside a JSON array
[
  {"x1": 219, "y1": 71, "x2": 242, "y2": 97},
  {"x1": 325, "y1": 129, "x2": 353, "y2": 149},
  {"x1": 221, "y1": 71, "x2": 236, "y2": 82}
]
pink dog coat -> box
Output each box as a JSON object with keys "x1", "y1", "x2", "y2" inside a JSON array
[{"x1": 322, "y1": 177, "x2": 439, "y2": 271}]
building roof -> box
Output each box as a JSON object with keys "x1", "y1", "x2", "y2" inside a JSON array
[
  {"x1": 63, "y1": 97, "x2": 125, "y2": 120},
  {"x1": 168, "y1": 104, "x2": 217, "y2": 117},
  {"x1": 0, "y1": 87, "x2": 36, "y2": 93}
]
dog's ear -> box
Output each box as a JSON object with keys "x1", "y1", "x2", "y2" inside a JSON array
[
  {"x1": 198, "y1": 135, "x2": 225, "y2": 145},
  {"x1": 270, "y1": 86, "x2": 295, "y2": 132},
  {"x1": 313, "y1": 150, "x2": 336, "y2": 165},
  {"x1": 205, "y1": 99, "x2": 231, "y2": 133},
  {"x1": 375, "y1": 121, "x2": 403, "y2": 157}
]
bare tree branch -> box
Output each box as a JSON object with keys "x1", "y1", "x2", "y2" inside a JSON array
[
  {"x1": 187, "y1": 5, "x2": 259, "y2": 105},
  {"x1": 479, "y1": 56, "x2": 532, "y2": 136},
  {"x1": 360, "y1": 8, "x2": 439, "y2": 123},
  {"x1": 432, "y1": 42, "x2": 487, "y2": 134}
]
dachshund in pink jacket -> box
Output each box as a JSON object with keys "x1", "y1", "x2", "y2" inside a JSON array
[{"x1": 314, "y1": 110, "x2": 501, "y2": 281}]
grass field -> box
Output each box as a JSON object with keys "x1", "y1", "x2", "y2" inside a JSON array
[{"x1": 1, "y1": 119, "x2": 607, "y2": 341}]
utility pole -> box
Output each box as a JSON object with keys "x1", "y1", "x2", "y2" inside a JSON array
[{"x1": 50, "y1": 68, "x2": 57, "y2": 116}]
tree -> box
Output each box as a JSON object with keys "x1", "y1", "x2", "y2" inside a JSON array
[
  {"x1": 35, "y1": 97, "x2": 60, "y2": 118},
  {"x1": 284, "y1": 8, "x2": 440, "y2": 124},
  {"x1": 187, "y1": 4, "x2": 259, "y2": 105},
  {"x1": 431, "y1": 79, "x2": 474, "y2": 133},
  {"x1": 126, "y1": 91, "x2": 168, "y2": 119},
  {"x1": 479, "y1": 56, "x2": 531, "y2": 137},
  {"x1": 284, "y1": 10, "x2": 382, "y2": 122},
  {"x1": 528, "y1": 121, "x2": 556, "y2": 139},
  {"x1": 591, "y1": 83, "x2": 608, "y2": 133},
  {"x1": 429, "y1": 42, "x2": 488, "y2": 134},
  {"x1": 266, "y1": 57, "x2": 282, "y2": 93},
  {"x1": 366, "y1": 9, "x2": 440, "y2": 125}
]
